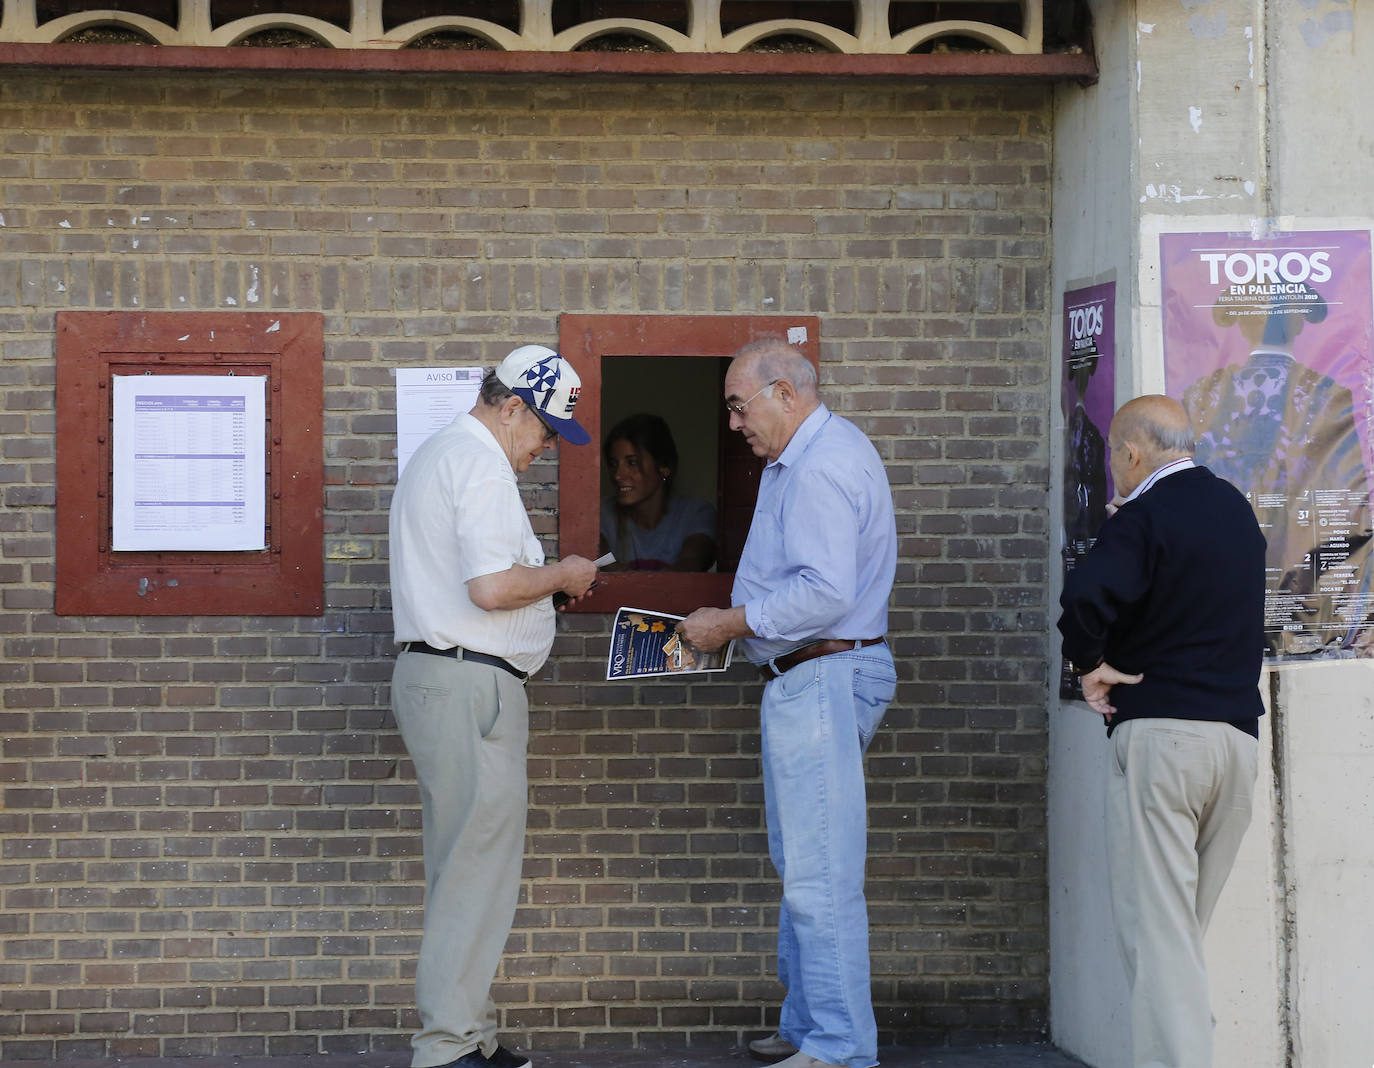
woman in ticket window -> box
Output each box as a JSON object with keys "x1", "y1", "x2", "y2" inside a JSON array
[{"x1": 598, "y1": 413, "x2": 717, "y2": 572}]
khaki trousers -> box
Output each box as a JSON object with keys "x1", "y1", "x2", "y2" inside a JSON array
[
  {"x1": 391, "y1": 650, "x2": 530, "y2": 1068},
  {"x1": 1106, "y1": 717, "x2": 1257, "y2": 1068}
]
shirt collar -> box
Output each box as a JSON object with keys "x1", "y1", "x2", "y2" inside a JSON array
[
  {"x1": 769, "y1": 403, "x2": 830, "y2": 469},
  {"x1": 460, "y1": 411, "x2": 514, "y2": 470},
  {"x1": 1123, "y1": 456, "x2": 1195, "y2": 503}
]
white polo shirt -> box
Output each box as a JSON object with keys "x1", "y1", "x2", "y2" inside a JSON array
[{"x1": 389, "y1": 412, "x2": 556, "y2": 675}]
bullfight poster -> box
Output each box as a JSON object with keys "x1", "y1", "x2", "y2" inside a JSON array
[
  {"x1": 1161, "y1": 230, "x2": 1374, "y2": 660},
  {"x1": 1060, "y1": 281, "x2": 1117, "y2": 699}
]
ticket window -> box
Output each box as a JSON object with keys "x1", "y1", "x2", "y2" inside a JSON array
[{"x1": 556, "y1": 314, "x2": 819, "y2": 615}]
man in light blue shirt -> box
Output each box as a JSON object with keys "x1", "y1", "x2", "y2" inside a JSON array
[{"x1": 679, "y1": 339, "x2": 897, "y2": 1068}]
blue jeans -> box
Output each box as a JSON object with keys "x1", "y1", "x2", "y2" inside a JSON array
[{"x1": 761, "y1": 644, "x2": 896, "y2": 1068}]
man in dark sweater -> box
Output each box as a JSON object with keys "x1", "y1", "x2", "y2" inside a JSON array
[{"x1": 1058, "y1": 394, "x2": 1265, "y2": 1068}]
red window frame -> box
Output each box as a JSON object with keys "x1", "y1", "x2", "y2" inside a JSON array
[{"x1": 556, "y1": 314, "x2": 820, "y2": 615}]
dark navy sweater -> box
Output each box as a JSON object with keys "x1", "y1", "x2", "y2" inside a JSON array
[{"x1": 1057, "y1": 466, "x2": 1266, "y2": 735}]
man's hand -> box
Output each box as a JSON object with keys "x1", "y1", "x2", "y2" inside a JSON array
[
  {"x1": 468, "y1": 555, "x2": 600, "y2": 612},
  {"x1": 556, "y1": 555, "x2": 599, "y2": 602},
  {"x1": 677, "y1": 606, "x2": 750, "y2": 654},
  {"x1": 1079, "y1": 661, "x2": 1144, "y2": 722},
  {"x1": 1105, "y1": 493, "x2": 1128, "y2": 518}
]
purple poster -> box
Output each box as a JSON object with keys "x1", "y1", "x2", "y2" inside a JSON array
[
  {"x1": 1060, "y1": 281, "x2": 1116, "y2": 698},
  {"x1": 1161, "y1": 230, "x2": 1374, "y2": 660}
]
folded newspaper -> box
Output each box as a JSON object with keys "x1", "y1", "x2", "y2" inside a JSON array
[{"x1": 606, "y1": 607, "x2": 735, "y2": 680}]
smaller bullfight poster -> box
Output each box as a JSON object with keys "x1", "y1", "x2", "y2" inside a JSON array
[{"x1": 1060, "y1": 281, "x2": 1116, "y2": 699}]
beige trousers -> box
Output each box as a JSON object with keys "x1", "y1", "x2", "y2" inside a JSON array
[
  {"x1": 391, "y1": 650, "x2": 530, "y2": 1068},
  {"x1": 1106, "y1": 717, "x2": 1258, "y2": 1068}
]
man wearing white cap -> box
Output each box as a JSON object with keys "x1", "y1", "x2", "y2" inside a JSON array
[{"x1": 389, "y1": 345, "x2": 599, "y2": 1068}]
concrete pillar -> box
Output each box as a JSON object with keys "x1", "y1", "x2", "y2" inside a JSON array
[{"x1": 1049, "y1": 2, "x2": 1374, "y2": 1065}]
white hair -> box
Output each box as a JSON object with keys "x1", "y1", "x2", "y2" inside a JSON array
[{"x1": 733, "y1": 338, "x2": 817, "y2": 398}]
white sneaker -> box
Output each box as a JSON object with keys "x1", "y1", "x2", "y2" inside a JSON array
[
  {"x1": 748, "y1": 1033, "x2": 800, "y2": 1062},
  {"x1": 772, "y1": 1053, "x2": 843, "y2": 1068}
]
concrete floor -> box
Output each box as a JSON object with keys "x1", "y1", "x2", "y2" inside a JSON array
[{"x1": 0, "y1": 1045, "x2": 1089, "y2": 1068}]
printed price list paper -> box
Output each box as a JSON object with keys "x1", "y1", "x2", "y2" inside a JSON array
[{"x1": 111, "y1": 374, "x2": 267, "y2": 552}]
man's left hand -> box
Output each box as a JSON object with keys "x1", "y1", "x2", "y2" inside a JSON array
[{"x1": 1079, "y1": 661, "x2": 1144, "y2": 722}]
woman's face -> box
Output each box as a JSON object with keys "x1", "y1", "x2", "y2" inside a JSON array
[{"x1": 607, "y1": 439, "x2": 668, "y2": 509}]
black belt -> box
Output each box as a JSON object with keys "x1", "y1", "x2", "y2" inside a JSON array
[
  {"x1": 402, "y1": 641, "x2": 528, "y2": 683},
  {"x1": 758, "y1": 637, "x2": 886, "y2": 681}
]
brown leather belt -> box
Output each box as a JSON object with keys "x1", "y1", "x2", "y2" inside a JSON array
[{"x1": 758, "y1": 637, "x2": 886, "y2": 681}]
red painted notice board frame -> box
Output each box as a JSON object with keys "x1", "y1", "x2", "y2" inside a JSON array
[{"x1": 55, "y1": 311, "x2": 324, "y2": 616}]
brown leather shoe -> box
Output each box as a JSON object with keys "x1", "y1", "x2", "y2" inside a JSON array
[{"x1": 748, "y1": 1032, "x2": 800, "y2": 1062}]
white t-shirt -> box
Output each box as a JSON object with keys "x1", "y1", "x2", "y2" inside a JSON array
[
  {"x1": 389, "y1": 413, "x2": 555, "y2": 674},
  {"x1": 599, "y1": 493, "x2": 716, "y2": 571}
]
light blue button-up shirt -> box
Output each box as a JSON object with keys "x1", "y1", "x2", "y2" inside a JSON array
[{"x1": 732, "y1": 404, "x2": 897, "y2": 664}]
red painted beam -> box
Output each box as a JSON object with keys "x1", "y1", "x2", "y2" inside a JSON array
[{"x1": 0, "y1": 41, "x2": 1098, "y2": 82}]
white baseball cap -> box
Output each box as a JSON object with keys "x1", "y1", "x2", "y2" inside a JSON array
[{"x1": 494, "y1": 344, "x2": 591, "y2": 446}]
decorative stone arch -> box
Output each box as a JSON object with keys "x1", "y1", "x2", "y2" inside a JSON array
[
  {"x1": 893, "y1": 19, "x2": 1041, "y2": 56},
  {"x1": 551, "y1": 18, "x2": 693, "y2": 54},
  {"x1": 39, "y1": 10, "x2": 176, "y2": 44},
  {"x1": 384, "y1": 16, "x2": 523, "y2": 51},
  {"x1": 719, "y1": 19, "x2": 855, "y2": 54},
  {"x1": 206, "y1": 14, "x2": 351, "y2": 48}
]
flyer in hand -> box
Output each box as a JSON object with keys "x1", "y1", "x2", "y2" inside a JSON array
[{"x1": 606, "y1": 607, "x2": 735, "y2": 680}]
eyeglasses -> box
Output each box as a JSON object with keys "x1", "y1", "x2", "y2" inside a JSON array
[
  {"x1": 725, "y1": 380, "x2": 779, "y2": 415},
  {"x1": 526, "y1": 403, "x2": 558, "y2": 443}
]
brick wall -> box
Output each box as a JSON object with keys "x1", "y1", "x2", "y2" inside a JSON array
[{"x1": 0, "y1": 71, "x2": 1053, "y2": 1059}]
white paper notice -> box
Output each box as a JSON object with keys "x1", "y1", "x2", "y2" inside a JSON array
[
  {"x1": 111, "y1": 375, "x2": 267, "y2": 552},
  {"x1": 395, "y1": 367, "x2": 485, "y2": 477}
]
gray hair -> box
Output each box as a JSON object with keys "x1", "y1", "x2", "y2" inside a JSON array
[
  {"x1": 479, "y1": 368, "x2": 517, "y2": 407},
  {"x1": 734, "y1": 338, "x2": 818, "y2": 398}
]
